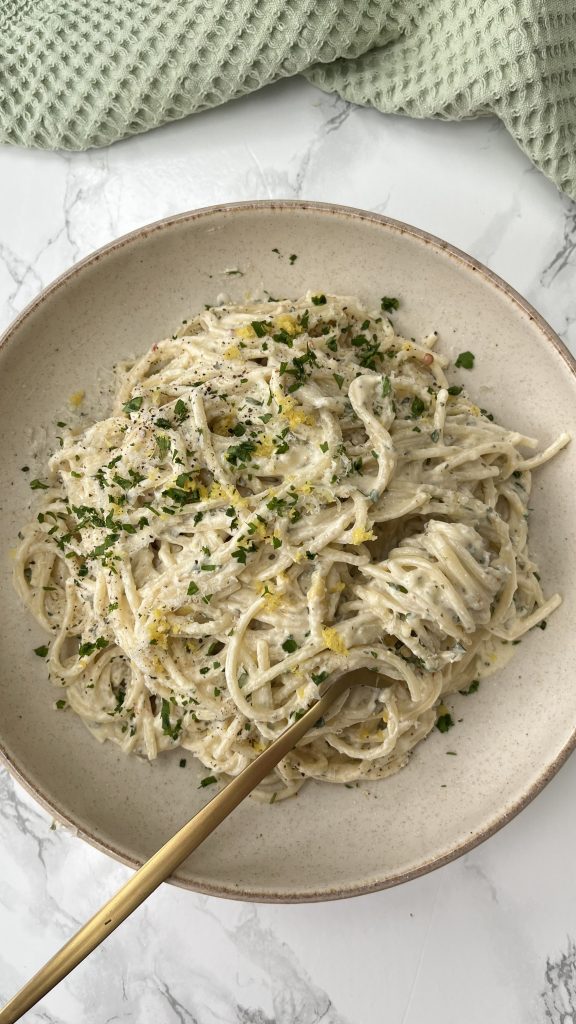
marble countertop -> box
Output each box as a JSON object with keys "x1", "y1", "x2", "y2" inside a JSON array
[{"x1": 1, "y1": 78, "x2": 576, "y2": 1024}]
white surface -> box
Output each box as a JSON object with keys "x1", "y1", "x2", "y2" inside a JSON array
[{"x1": 1, "y1": 78, "x2": 575, "y2": 1023}]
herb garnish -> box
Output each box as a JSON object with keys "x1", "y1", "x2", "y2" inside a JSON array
[
  {"x1": 174, "y1": 399, "x2": 188, "y2": 422},
  {"x1": 459, "y1": 680, "x2": 480, "y2": 695},
  {"x1": 436, "y1": 712, "x2": 454, "y2": 733},
  {"x1": 78, "y1": 637, "x2": 109, "y2": 657},
  {"x1": 410, "y1": 397, "x2": 426, "y2": 418},
  {"x1": 388, "y1": 582, "x2": 408, "y2": 594},
  {"x1": 455, "y1": 351, "x2": 475, "y2": 369},
  {"x1": 251, "y1": 320, "x2": 268, "y2": 338},
  {"x1": 311, "y1": 671, "x2": 328, "y2": 685},
  {"x1": 155, "y1": 435, "x2": 170, "y2": 458},
  {"x1": 200, "y1": 775, "x2": 218, "y2": 787},
  {"x1": 160, "y1": 697, "x2": 182, "y2": 740},
  {"x1": 226, "y1": 441, "x2": 256, "y2": 466},
  {"x1": 123, "y1": 397, "x2": 143, "y2": 414}
]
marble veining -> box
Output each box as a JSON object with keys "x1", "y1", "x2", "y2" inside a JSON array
[
  {"x1": 542, "y1": 940, "x2": 576, "y2": 1023},
  {"x1": 1, "y1": 76, "x2": 576, "y2": 1023}
]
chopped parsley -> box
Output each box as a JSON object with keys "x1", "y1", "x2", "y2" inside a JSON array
[
  {"x1": 226, "y1": 440, "x2": 257, "y2": 466},
  {"x1": 187, "y1": 582, "x2": 199, "y2": 596},
  {"x1": 410, "y1": 396, "x2": 426, "y2": 419},
  {"x1": 251, "y1": 320, "x2": 268, "y2": 338},
  {"x1": 455, "y1": 351, "x2": 475, "y2": 369},
  {"x1": 160, "y1": 697, "x2": 182, "y2": 740},
  {"x1": 155, "y1": 435, "x2": 171, "y2": 458},
  {"x1": 459, "y1": 680, "x2": 480, "y2": 695},
  {"x1": 380, "y1": 296, "x2": 399, "y2": 313},
  {"x1": 162, "y1": 486, "x2": 199, "y2": 506},
  {"x1": 78, "y1": 637, "x2": 109, "y2": 657},
  {"x1": 447, "y1": 385, "x2": 463, "y2": 396},
  {"x1": 34, "y1": 645, "x2": 49, "y2": 658},
  {"x1": 311, "y1": 670, "x2": 328, "y2": 685},
  {"x1": 282, "y1": 636, "x2": 298, "y2": 653},
  {"x1": 123, "y1": 397, "x2": 143, "y2": 414},
  {"x1": 436, "y1": 712, "x2": 454, "y2": 733},
  {"x1": 311, "y1": 294, "x2": 327, "y2": 305},
  {"x1": 55, "y1": 699, "x2": 67, "y2": 709},
  {"x1": 30, "y1": 479, "x2": 49, "y2": 490},
  {"x1": 273, "y1": 329, "x2": 293, "y2": 347},
  {"x1": 174, "y1": 399, "x2": 188, "y2": 422},
  {"x1": 200, "y1": 775, "x2": 218, "y2": 787},
  {"x1": 388, "y1": 582, "x2": 408, "y2": 594}
]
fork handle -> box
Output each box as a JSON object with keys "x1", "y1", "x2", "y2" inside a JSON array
[{"x1": 0, "y1": 674, "x2": 351, "y2": 1023}]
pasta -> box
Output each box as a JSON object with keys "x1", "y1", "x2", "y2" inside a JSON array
[{"x1": 14, "y1": 293, "x2": 570, "y2": 800}]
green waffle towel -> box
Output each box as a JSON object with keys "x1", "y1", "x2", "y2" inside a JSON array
[{"x1": 1, "y1": 1, "x2": 575, "y2": 199}]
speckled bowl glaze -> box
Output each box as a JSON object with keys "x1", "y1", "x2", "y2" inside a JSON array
[{"x1": 1, "y1": 201, "x2": 575, "y2": 902}]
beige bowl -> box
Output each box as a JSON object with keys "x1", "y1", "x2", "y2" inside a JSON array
[{"x1": 1, "y1": 201, "x2": 575, "y2": 902}]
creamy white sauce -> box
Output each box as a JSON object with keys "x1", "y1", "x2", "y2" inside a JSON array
[{"x1": 14, "y1": 293, "x2": 570, "y2": 800}]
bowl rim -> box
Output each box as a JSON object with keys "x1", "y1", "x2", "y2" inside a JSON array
[{"x1": 1, "y1": 198, "x2": 575, "y2": 903}]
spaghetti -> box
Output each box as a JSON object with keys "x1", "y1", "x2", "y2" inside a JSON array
[{"x1": 14, "y1": 293, "x2": 570, "y2": 799}]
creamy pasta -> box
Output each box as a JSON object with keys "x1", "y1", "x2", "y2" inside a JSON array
[{"x1": 14, "y1": 293, "x2": 570, "y2": 800}]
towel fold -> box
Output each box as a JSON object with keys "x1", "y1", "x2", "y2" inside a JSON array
[{"x1": 1, "y1": 0, "x2": 574, "y2": 198}]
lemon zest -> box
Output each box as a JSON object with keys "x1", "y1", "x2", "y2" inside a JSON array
[
  {"x1": 69, "y1": 390, "x2": 85, "y2": 408},
  {"x1": 351, "y1": 526, "x2": 376, "y2": 545},
  {"x1": 321, "y1": 626, "x2": 348, "y2": 656}
]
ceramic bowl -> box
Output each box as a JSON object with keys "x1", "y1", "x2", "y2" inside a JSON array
[{"x1": 1, "y1": 201, "x2": 575, "y2": 901}]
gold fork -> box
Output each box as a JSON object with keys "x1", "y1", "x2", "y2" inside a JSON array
[{"x1": 0, "y1": 669, "x2": 367, "y2": 1023}]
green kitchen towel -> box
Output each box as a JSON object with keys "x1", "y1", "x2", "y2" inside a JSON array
[{"x1": 1, "y1": 0, "x2": 575, "y2": 199}]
